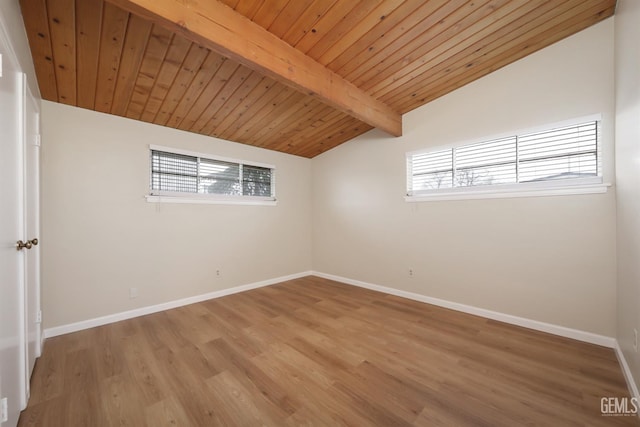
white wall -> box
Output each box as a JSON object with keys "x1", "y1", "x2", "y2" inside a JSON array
[
  {"x1": 312, "y1": 19, "x2": 617, "y2": 336},
  {"x1": 615, "y1": 0, "x2": 640, "y2": 394},
  {"x1": 41, "y1": 102, "x2": 312, "y2": 329}
]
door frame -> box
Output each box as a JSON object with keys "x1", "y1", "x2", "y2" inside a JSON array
[
  {"x1": 20, "y1": 73, "x2": 41, "y2": 405},
  {"x1": 16, "y1": 70, "x2": 28, "y2": 409}
]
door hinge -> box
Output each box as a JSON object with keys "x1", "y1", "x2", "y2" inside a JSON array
[
  {"x1": 0, "y1": 53, "x2": 3, "y2": 77},
  {"x1": 34, "y1": 134, "x2": 41, "y2": 147},
  {"x1": 0, "y1": 397, "x2": 7, "y2": 423},
  {"x1": 36, "y1": 310, "x2": 42, "y2": 324}
]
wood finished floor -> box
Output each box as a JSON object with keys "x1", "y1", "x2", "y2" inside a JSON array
[{"x1": 19, "y1": 276, "x2": 638, "y2": 426}]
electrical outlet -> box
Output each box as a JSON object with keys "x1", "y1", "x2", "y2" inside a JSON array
[
  {"x1": 216, "y1": 270, "x2": 221, "y2": 277},
  {"x1": 129, "y1": 287, "x2": 138, "y2": 299},
  {"x1": 1, "y1": 397, "x2": 8, "y2": 423},
  {"x1": 408, "y1": 269, "x2": 413, "y2": 277},
  {"x1": 634, "y1": 328, "x2": 638, "y2": 352}
]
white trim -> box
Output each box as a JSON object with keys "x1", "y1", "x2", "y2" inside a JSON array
[
  {"x1": 614, "y1": 342, "x2": 640, "y2": 403},
  {"x1": 406, "y1": 113, "x2": 603, "y2": 156},
  {"x1": 149, "y1": 144, "x2": 275, "y2": 170},
  {"x1": 43, "y1": 271, "x2": 312, "y2": 338},
  {"x1": 311, "y1": 271, "x2": 616, "y2": 348},
  {"x1": 145, "y1": 194, "x2": 277, "y2": 206},
  {"x1": 406, "y1": 182, "x2": 610, "y2": 202},
  {"x1": 0, "y1": 7, "x2": 22, "y2": 80},
  {"x1": 17, "y1": 71, "x2": 28, "y2": 410}
]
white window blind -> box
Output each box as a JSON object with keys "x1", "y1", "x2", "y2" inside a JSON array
[
  {"x1": 407, "y1": 120, "x2": 600, "y2": 196},
  {"x1": 150, "y1": 148, "x2": 275, "y2": 199}
]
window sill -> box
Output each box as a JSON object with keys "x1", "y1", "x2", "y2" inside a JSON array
[
  {"x1": 405, "y1": 181, "x2": 610, "y2": 202},
  {"x1": 146, "y1": 195, "x2": 277, "y2": 206}
]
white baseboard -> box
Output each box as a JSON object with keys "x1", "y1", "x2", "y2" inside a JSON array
[
  {"x1": 43, "y1": 271, "x2": 313, "y2": 338},
  {"x1": 614, "y1": 342, "x2": 640, "y2": 401},
  {"x1": 311, "y1": 271, "x2": 616, "y2": 348}
]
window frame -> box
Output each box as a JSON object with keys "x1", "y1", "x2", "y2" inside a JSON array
[
  {"x1": 146, "y1": 145, "x2": 277, "y2": 206},
  {"x1": 406, "y1": 114, "x2": 609, "y2": 202}
]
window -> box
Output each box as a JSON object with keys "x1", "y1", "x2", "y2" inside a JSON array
[
  {"x1": 407, "y1": 117, "x2": 606, "y2": 201},
  {"x1": 148, "y1": 145, "x2": 275, "y2": 205}
]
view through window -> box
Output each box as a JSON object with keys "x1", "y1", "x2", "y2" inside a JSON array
[
  {"x1": 150, "y1": 148, "x2": 275, "y2": 199},
  {"x1": 407, "y1": 120, "x2": 600, "y2": 196}
]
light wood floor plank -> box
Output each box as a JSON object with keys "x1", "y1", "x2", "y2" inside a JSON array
[{"x1": 20, "y1": 276, "x2": 639, "y2": 426}]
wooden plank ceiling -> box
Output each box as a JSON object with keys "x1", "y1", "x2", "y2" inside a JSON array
[{"x1": 20, "y1": 0, "x2": 616, "y2": 158}]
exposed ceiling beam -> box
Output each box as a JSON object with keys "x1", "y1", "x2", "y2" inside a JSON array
[{"x1": 104, "y1": 0, "x2": 403, "y2": 137}]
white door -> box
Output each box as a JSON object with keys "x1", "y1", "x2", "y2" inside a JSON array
[
  {"x1": 0, "y1": 49, "x2": 27, "y2": 426},
  {"x1": 23, "y1": 80, "x2": 41, "y2": 398}
]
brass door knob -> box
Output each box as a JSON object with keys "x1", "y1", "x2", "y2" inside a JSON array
[
  {"x1": 16, "y1": 238, "x2": 38, "y2": 251},
  {"x1": 16, "y1": 240, "x2": 32, "y2": 250}
]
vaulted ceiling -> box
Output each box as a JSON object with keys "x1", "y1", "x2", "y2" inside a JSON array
[{"x1": 20, "y1": 0, "x2": 615, "y2": 158}]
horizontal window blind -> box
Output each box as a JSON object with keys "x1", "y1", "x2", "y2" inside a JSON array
[
  {"x1": 151, "y1": 149, "x2": 274, "y2": 198},
  {"x1": 151, "y1": 151, "x2": 198, "y2": 193},
  {"x1": 410, "y1": 148, "x2": 453, "y2": 190},
  {"x1": 407, "y1": 120, "x2": 599, "y2": 195},
  {"x1": 243, "y1": 165, "x2": 273, "y2": 197},
  {"x1": 455, "y1": 136, "x2": 517, "y2": 187},
  {"x1": 518, "y1": 121, "x2": 597, "y2": 182}
]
